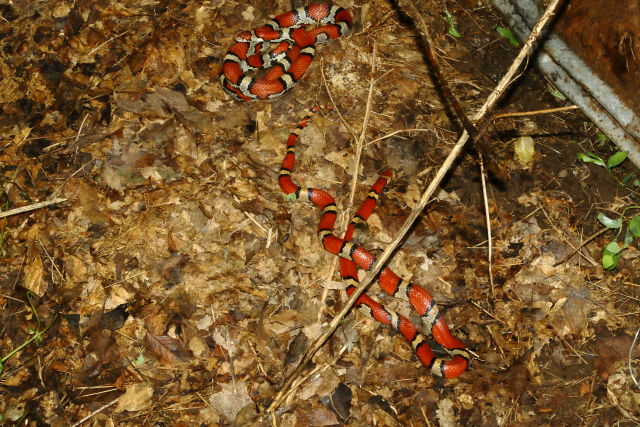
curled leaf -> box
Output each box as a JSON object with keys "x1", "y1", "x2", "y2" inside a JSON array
[
  {"x1": 605, "y1": 241, "x2": 622, "y2": 255},
  {"x1": 443, "y1": 10, "x2": 461, "y2": 38},
  {"x1": 598, "y1": 213, "x2": 622, "y2": 229},
  {"x1": 602, "y1": 250, "x2": 620, "y2": 270},
  {"x1": 577, "y1": 152, "x2": 606, "y2": 167}
]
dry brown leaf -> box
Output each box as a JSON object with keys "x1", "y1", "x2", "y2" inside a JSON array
[
  {"x1": 298, "y1": 406, "x2": 340, "y2": 426},
  {"x1": 144, "y1": 330, "x2": 191, "y2": 364},
  {"x1": 208, "y1": 381, "x2": 253, "y2": 423},
  {"x1": 100, "y1": 162, "x2": 124, "y2": 195},
  {"x1": 594, "y1": 335, "x2": 633, "y2": 379},
  {"x1": 115, "y1": 382, "x2": 154, "y2": 413},
  {"x1": 607, "y1": 367, "x2": 640, "y2": 421},
  {"x1": 264, "y1": 309, "x2": 315, "y2": 335},
  {"x1": 23, "y1": 252, "x2": 44, "y2": 296}
]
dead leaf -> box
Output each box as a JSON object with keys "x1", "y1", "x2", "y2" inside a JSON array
[
  {"x1": 75, "y1": 328, "x2": 121, "y2": 385},
  {"x1": 23, "y1": 251, "x2": 44, "y2": 296},
  {"x1": 298, "y1": 406, "x2": 340, "y2": 426},
  {"x1": 115, "y1": 382, "x2": 154, "y2": 412},
  {"x1": 209, "y1": 381, "x2": 254, "y2": 423},
  {"x1": 100, "y1": 162, "x2": 124, "y2": 195},
  {"x1": 144, "y1": 330, "x2": 191, "y2": 364},
  {"x1": 608, "y1": 368, "x2": 640, "y2": 421},
  {"x1": 594, "y1": 335, "x2": 633, "y2": 379}
]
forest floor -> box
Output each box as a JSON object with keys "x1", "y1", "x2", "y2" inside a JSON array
[{"x1": 0, "y1": 0, "x2": 639, "y2": 425}]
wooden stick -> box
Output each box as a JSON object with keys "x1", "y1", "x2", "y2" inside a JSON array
[
  {"x1": 0, "y1": 198, "x2": 67, "y2": 219},
  {"x1": 494, "y1": 104, "x2": 579, "y2": 119}
]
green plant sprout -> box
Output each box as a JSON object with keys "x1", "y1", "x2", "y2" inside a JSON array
[
  {"x1": 596, "y1": 131, "x2": 609, "y2": 146},
  {"x1": 443, "y1": 9, "x2": 461, "y2": 38},
  {"x1": 598, "y1": 209, "x2": 640, "y2": 270},
  {"x1": 495, "y1": 25, "x2": 519, "y2": 47},
  {"x1": 546, "y1": 82, "x2": 567, "y2": 100},
  {"x1": 577, "y1": 150, "x2": 639, "y2": 192},
  {"x1": 577, "y1": 146, "x2": 640, "y2": 269},
  {"x1": 577, "y1": 151, "x2": 627, "y2": 170},
  {"x1": 0, "y1": 291, "x2": 58, "y2": 374}
]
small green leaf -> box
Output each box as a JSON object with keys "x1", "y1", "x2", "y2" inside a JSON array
[
  {"x1": 546, "y1": 83, "x2": 567, "y2": 100},
  {"x1": 31, "y1": 330, "x2": 43, "y2": 345},
  {"x1": 623, "y1": 173, "x2": 635, "y2": 184},
  {"x1": 634, "y1": 179, "x2": 640, "y2": 187},
  {"x1": 602, "y1": 250, "x2": 620, "y2": 270},
  {"x1": 598, "y1": 212, "x2": 622, "y2": 229},
  {"x1": 605, "y1": 240, "x2": 622, "y2": 254},
  {"x1": 443, "y1": 10, "x2": 461, "y2": 38},
  {"x1": 596, "y1": 132, "x2": 609, "y2": 144},
  {"x1": 607, "y1": 151, "x2": 627, "y2": 169},
  {"x1": 629, "y1": 215, "x2": 640, "y2": 237},
  {"x1": 602, "y1": 240, "x2": 623, "y2": 270},
  {"x1": 134, "y1": 353, "x2": 145, "y2": 367},
  {"x1": 285, "y1": 193, "x2": 298, "y2": 203},
  {"x1": 624, "y1": 227, "x2": 634, "y2": 246},
  {"x1": 577, "y1": 152, "x2": 606, "y2": 167},
  {"x1": 495, "y1": 25, "x2": 519, "y2": 47}
]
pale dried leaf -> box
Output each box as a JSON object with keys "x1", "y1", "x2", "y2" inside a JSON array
[
  {"x1": 24, "y1": 252, "x2": 44, "y2": 296},
  {"x1": 101, "y1": 162, "x2": 124, "y2": 195},
  {"x1": 115, "y1": 382, "x2": 154, "y2": 413},
  {"x1": 209, "y1": 381, "x2": 253, "y2": 423}
]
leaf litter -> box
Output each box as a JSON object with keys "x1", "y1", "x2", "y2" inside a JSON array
[{"x1": 0, "y1": 0, "x2": 639, "y2": 425}]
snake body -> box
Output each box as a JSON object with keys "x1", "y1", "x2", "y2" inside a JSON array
[
  {"x1": 221, "y1": 4, "x2": 470, "y2": 378},
  {"x1": 220, "y1": 3, "x2": 352, "y2": 100},
  {"x1": 278, "y1": 108, "x2": 470, "y2": 378}
]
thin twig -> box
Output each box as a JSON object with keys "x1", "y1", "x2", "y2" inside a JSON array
[
  {"x1": 629, "y1": 326, "x2": 639, "y2": 388},
  {"x1": 479, "y1": 153, "x2": 494, "y2": 296},
  {"x1": 70, "y1": 397, "x2": 118, "y2": 426},
  {"x1": 397, "y1": 0, "x2": 481, "y2": 141},
  {"x1": 49, "y1": 158, "x2": 95, "y2": 200},
  {"x1": 366, "y1": 128, "x2": 432, "y2": 146},
  {"x1": 0, "y1": 198, "x2": 67, "y2": 219},
  {"x1": 493, "y1": 104, "x2": 579, "y2": 119},
  {"x1": 348, "y1": 40, "x2": 377, "y2": 209},
  {"x1": 553, "y1": 227, "x2": 608, "y2": 266},
  {"x1": 539, "y1": 204, "x2": 597, "y2": 267},
  {"x1": 320, "y1": 61, "x2": 358, "y2": 143},
  {"x1": 266, "y1": 0, "x2": 564, "y2": 415}
]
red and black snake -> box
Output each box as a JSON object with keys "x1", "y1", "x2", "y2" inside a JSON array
[
  {"x1": 221, "y1": 3, "x2": 470, "y2": 378},
  {"x1": 278, "y1": 108, "x2": 469, "y2": 378},
  {"x1": 220, "y1": 3, "x2": 352, "y2": 100}
]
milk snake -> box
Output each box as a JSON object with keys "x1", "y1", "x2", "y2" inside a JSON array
[
  {"x1": 220, "y1": 3, "x2": 352, "y2": 100},
  {"x1": 278, "y1": 107, "x2": 469, "y2": 378},
  {"x1": 221, "y1": 3, "x2": 470, "y2": 378}
]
